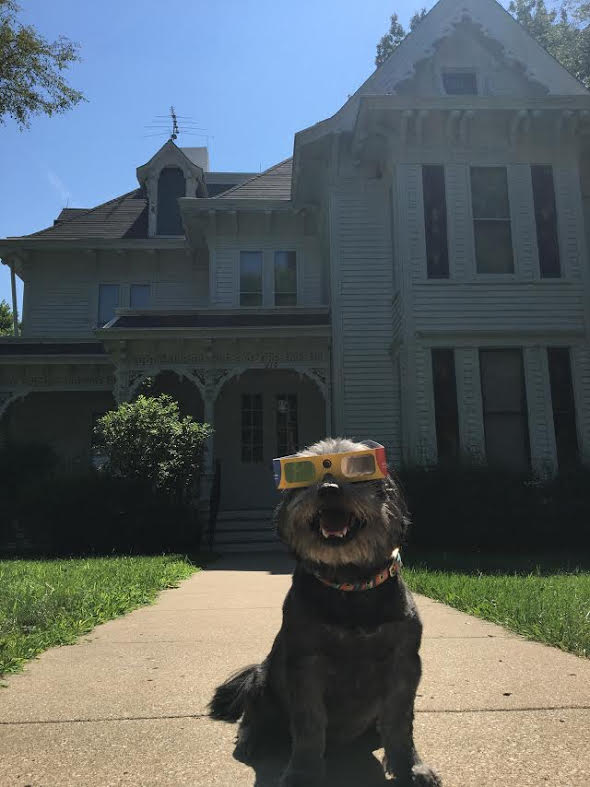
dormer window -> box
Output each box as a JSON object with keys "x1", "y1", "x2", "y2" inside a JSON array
[
  {"x1": 442, "y1": 70, "x2": 477, "y2": 95},
  {"x1": 157, "y1": 167, "x2": 185, "y2": 235}
]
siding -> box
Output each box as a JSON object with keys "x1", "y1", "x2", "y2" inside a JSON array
[
  {"x1": 455, "y1": 348, "x2": 486, "y2": 462},
  {"x1": 445, "y1": 164, "x2": 473, "y2": 280},
  {"x1": 329, "y1": 179, "x2": 399, "y2": 456},
  {"x1": 413, "y1": 282, "x2": 585, "y2": 336},
  {"x1": 509, "y1": 164, "x2": 538, "y2": 280}
]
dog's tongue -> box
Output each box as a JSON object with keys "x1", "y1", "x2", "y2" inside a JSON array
[{"x1": 320, "y1": 508, "x2": 350, "y2": 535}]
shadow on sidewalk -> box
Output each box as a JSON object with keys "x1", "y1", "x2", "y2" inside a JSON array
[
  {"x1": 239, "y1": 730, "x2": 394, "y2": 787},
  {"x1": 206, "y1": 552, "x2": 295, "y2": 575}
]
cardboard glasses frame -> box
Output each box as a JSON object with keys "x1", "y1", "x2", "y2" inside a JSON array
[{"x1": 273, "y1": 441, "x2": 388, "y2": 490}]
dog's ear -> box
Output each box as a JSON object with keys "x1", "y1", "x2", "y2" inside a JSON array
[{"x1": 384, "y1": 472, "x2": 412, "y2": 546}]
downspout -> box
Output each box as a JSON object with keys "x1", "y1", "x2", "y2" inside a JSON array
[{"x1": 10, "y1": 259, "x2": 19, "y2": 337}]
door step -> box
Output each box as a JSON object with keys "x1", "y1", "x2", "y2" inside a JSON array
[{"x1": 208, "y1": 509, "x2": 284, "y2": 552}]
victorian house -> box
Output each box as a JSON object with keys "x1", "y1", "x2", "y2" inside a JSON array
[{"x1": 2, "y1": 0, "x2": 590, "y2": 546}]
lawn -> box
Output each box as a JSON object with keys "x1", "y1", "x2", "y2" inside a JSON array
[
  {"x1": 0, "y1": 555, "x2": 199, "y2": 677},
  {"x1": 403, "y1": 549, "x2": 590, "y2": 659}
]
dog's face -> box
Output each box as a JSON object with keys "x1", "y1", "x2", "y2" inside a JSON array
[{"x1": 274, "y1": 438, "x2": 410, "y2": 567}]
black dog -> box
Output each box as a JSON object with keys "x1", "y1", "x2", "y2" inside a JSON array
[{"x1": 209, "y1": 438, "x2": 441, "y2": 787}]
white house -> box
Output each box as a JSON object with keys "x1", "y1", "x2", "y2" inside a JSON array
[{"x1": 2, "y1": 0, "x2": 590, "y2": 543}]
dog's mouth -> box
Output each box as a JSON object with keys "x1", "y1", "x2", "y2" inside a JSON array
[{"x1": 312, "y1": 507, "x2": 362, "y2": 543}]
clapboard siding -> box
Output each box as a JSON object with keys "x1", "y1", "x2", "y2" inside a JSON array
[
  {"x1": 524, "y1": 346, "x2": 558, "y2": 475},
  {"x1": 414, "y1": 345, "x2": 437, "y2": 463},
  {"x1": 24, "y1": 250, "x2": 209, "y2": 337},
  {"x1": 330, "y1": 180, "x2": 398, "y2": 452},
  {"x1": 413, "y1": 282, "x2": 585, "y2": 334}
]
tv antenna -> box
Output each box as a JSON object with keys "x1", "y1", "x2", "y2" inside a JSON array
[{"x1": 143, "y1": 108, "x2": 209, "y2": 142}]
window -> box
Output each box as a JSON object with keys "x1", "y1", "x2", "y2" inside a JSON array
[
  {"x1": 130, "y1": 284, "x2": 150, "y2": 309},
  {"x1": 471, "y1": 167, "x2": 514, "y2": 273},
  {"x1": 274, "y1": 251, "x2": 297, "y2": 306},
  {"x1": 422, "y1": 166, "x2": 449, "y2": 278},
  {"x1": 276, "y1": 394, "x2": 298, "y2": 455},
  {"x1": 98, "y1": 284, "x2": 119, "y2": 327},
  {"x1": 480, "y1": 349, "x2": 530, "y2": 471},
  {"x1": 157, "y1": 167, "x2": 185, "y2": 235},
  {"x1": 548, "y1": 348, "x2": 578, "y2": 468},
  {"x1": 531, "y1": 165, "x2": 561, "y2": 278},
  {"x1": 240, "y1": 252, "x2": 263, "y2": 306},
  {"x1": 432, "y1": 350, "x2": 459, "y2": 462},
  {"x1": 442, "y1": 71, "x2": 477, "y2": 95},
  {"x1": 241, "y1": 394, "x2": 263, "y2": 462}
]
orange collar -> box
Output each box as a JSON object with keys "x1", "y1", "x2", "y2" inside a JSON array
[{"x1": 313, "y1": 549, "x2": 402, "y2": 592}]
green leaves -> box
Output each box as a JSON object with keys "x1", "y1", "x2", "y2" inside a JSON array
[
  {"x1": 94, "y1": 394, "x2": 213, "y2": 505},
  {"x1": 0, "y1": 0, "x2": 85, "y2": 127}
]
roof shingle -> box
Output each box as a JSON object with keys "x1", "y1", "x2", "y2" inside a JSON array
[{"x1": 215, "y1": 158, "x2": 292, "y2": 200}]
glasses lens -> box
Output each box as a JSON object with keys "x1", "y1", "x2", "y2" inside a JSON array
[
  {"x1": 284, "y1": 460, "x2": 316, "y2": 484},
  {"x1": 341, "y1": 454, "x2": 376, "y2": 477}
]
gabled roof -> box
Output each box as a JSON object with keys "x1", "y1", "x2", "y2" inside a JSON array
[
  {"x1": 16, "y1": 190, "x2": 148, "y2": 240},
  {"x1": 215, "y1": 158, "x2": 293, "y2": 200},
  {"x1": 295, "y1": 0, "x2": 589, "y2": 152}
]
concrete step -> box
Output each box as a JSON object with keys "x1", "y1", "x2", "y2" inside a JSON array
[{"x1": 216, "y1": 509, "x2": 274, "y2": 522}]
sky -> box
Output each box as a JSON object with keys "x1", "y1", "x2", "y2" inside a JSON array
[{"x1": 0, "y1": 0, "x2": 429, "y2": 312}]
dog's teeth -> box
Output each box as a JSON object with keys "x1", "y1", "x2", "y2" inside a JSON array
[{"x1": 320, "y1": 526, "x2": 349, "y2": 539}]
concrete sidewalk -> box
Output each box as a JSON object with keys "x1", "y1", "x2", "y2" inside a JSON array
[{"x1": 1, "y1": 554, "x2": 589, "y2": 787}]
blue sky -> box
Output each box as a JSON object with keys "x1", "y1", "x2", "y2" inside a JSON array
[{"x1": 0, "y1": 0, "x2": 427, "y2": 311}]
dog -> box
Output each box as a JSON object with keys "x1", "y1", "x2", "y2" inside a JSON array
[{"x1": 209, "y1": 438, "x2": 441, "y2": 787}]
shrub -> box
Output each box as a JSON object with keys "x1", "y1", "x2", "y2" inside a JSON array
[
  {"x1": 398, "y1": 464, "x2": 590, "y2": 551},
  {"x1": 94, "y1": 394, "x2": 213, "y2": 505}
]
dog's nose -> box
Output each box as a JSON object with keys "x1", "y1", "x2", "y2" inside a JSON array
[{"x1": 318, "y1": 475, "x2": 342, "y2": 499}]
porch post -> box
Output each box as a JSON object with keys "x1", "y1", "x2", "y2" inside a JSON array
[{"x1": 10, "y1": 261, "x2": 19, "y2": 337}]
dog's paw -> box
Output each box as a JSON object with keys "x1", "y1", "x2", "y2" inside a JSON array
[
  {"x1": 411, "y1": 763, "x2": 442, "y2": 786},
  {"x1": 279, "y1": 763, "x2": 325, "y2": 787}
]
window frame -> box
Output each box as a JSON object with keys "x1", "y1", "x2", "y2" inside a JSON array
[
  {"x1": 97, "y1": 283, "x2": 120, "y2": 327},
  {"x1": 422, "y1": 165, "x2": 450, "y2": 279},
  {"x1": 479, "y1": 348, "x2": 531, "y2": 471},
  {"x1": 241, "y1": 393, "x2": 264, "y2": 463},
  {"x1": 273, "y1": 251, "x2": 298, "y2": 307},
  {"x1": 236, "y1": 249, "x2": 301, "y2": 307},
  {"x1": 441, "y1": 68, "x2": 479, "y2": 96},
  {"x1": 470, "y1": 166, "x2": 515, "y2": 276},
  {"x1": 239, "y1": 251, "x2": 264, "y2": 307}
]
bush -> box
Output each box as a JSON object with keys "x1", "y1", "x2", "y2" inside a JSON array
[
  {"x1": 10, "y1": 472, "x2": 201, "y2": 557},
  {"x1": 94, "y1": 394, "x2": 212, "y2": 505},
  {"x1": 398, "y1": 464, "x2": 590, "y2": 550}
]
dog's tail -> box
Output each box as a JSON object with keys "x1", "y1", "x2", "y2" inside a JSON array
[{"x1": 208, "y1": 664, "x2": 260, "y2": 722}]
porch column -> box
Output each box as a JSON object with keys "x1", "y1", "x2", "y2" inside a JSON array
[
  {"x1": 203, "y1": 390, "x2": 215, "y2": 477},
  {"x1": 10, "y1": 261, "x2": 19, "y2": 337},
  {"x1": 524, "y1": 346, "x2": 557, "y2": 478}
]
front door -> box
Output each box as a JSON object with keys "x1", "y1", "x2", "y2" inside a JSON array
[{"x1": 214, "y1": 370, "x2": 325, "y2": 510}]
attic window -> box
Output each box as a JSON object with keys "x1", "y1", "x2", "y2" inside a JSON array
[
  {"x1": 442, "y1": 70, "x2": 477, "y2": 95},
  {"x1": 157, "y1": 167, "x2": 185, "y2": 235}
]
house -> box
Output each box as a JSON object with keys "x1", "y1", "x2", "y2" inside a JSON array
[{"x1": 2, "y1": 0, "x2": 590, "y2": 543}]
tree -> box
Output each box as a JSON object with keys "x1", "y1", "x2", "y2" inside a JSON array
[
  {"x1": 375, "y1": 8, "x2": 427, "y2": 67},
  {"x1": 375, "y1": 1, "x2": 590, "y2": 88},
  {"x1": 0, "y1": 299, "x2": 14, "y2": 335},
  {"x1": 509, "y1": 0, "x2": 590, "y2": 87},
  {"x1": 0, "y1": 0, "x2": 84, "y2": 127},
  {"x1": 94, "y1": 394, "x2": 213, "y2": 505}
]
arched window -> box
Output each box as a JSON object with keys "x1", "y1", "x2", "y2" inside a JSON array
[{"x1": 157, "y1": 167, "x2": 185, "y2": 235}]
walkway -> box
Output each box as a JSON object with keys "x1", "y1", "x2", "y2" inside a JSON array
[{"x1": 1, "y1": 554, "x2": 589, "y2": 786}]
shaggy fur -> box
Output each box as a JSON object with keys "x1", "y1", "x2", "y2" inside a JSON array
[{"x1": 209, "y1": 438, "x2": 441, "y2": 787}]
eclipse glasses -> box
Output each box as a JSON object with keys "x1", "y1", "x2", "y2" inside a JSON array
[{"x1": 273, "y1": 441, "x2": 388, "y2": 490}]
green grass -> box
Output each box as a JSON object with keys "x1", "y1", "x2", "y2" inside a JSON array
[
  {"x1": 403, "y1": 550, "x2": 590, "y2": 659},
  {"x1": 0, "y1": 554, "x2": 199, "y2": 677}
]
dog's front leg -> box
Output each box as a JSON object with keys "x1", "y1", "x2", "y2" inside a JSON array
[
  {"x1": 280, "y1": 664, "x2": 326, "y2": 787},
  {"x1": 379, "y1": 650, "x2": 441, "y2": 786}
]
